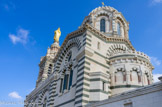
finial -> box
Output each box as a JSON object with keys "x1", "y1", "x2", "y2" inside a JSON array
[{"x1": 54, "y1": 27, "x2": 61, "y2": 43}]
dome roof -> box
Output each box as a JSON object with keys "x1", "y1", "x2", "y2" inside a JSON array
[
  {"x1": 88, "y1": 6, "x2": 119, "y2": 16},
  {"x1": 81, "y1": 6, "x2": 123, "y2": 27},
  {"x1": 81, "y1": 5, "x2": 129, "y2": 39}
]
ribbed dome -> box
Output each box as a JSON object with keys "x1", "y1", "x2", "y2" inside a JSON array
[
  {"x1": 88, "y1": 6, "x2": 119, "y2": 16},
  {"x1": 81, "y1": 6, "x2": 129, "y2": 39}
]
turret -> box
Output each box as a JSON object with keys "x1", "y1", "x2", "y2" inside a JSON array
[{"x1": 108, "y1": 50, "x2": 154, "y2": 95}]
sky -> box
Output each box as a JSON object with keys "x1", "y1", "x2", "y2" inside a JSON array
[{"x1": 0, "y1": 0, "x2": 162, "y2": 106}]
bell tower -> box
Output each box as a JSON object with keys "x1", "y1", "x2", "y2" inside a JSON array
[{"x1": 36, "y1": 29, "x2": 60, "y2": 87}]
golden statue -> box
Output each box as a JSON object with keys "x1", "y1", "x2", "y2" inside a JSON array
[
  {"x1": 54, "y1": 27, "x2": 61, "y2": 42},
  {"x1": 102, "y1": 2, "x2": 105, "y2": 6}
]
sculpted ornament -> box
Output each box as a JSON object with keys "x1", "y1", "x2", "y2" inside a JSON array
[{"x1": 54, "y1": 27, "x2": 61, "y2": 42}]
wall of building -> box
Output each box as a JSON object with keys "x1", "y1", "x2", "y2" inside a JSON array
[
  {"x1": 25, "y1": 6, "x2": 154, "y2": 107},
  {"x1": 85, "y1": 81, "x2": 162, "y2": 107}
]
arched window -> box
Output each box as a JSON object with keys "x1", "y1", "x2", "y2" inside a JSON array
[
  {"x1": 144, "y1": 73, "x2": 150, "y2": 85},
  {"x1": 63, "y1": 74, "x2": 69, "y2": 91},
  {"x1": 117, "y1": 22, "x2": 121, "y2": 36},
  {"x1": 131, "y1": 67, "x2": 141, "y2": 84},
  {"x1": 60, "y1": 78, "x2": 63, "y2": 93},
  {"x1": 132, "y1": 71, "x2": 138, "y2": 84},
  {"x1": 100, "y1": 19, "x2": 105, "y2": 32},
  {"x1": 43, "y1": 98, "x2": 47, "y2": 107},
  {"x1": 48, "y1": 64, "x2": 52, "y2": 76},
  {"x1": 68, "y1": 69, "x2": 73, "y2": 90},
  {"x1": 116, "y1": 71, "x2": 123, "y2": 84}
]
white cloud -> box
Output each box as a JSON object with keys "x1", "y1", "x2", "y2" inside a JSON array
[
  {"x1": 8, "y1": 92, "x2": 22, "y2": 99},
  {"x1": 9, "y1": 28, "x2": 29, "y2": 45},
  {"x1": 153, "y1": 0, "x2": 162, "y2": 3},
  {"x1": 153, "y1": 74, "x2": 162, "y2": 82},
  {"x1": 151, "y1": 0, "x2": 162, "y2": 5},
  {"x1": 150, "y1": 56, "x2": 161, "y2": 66}
]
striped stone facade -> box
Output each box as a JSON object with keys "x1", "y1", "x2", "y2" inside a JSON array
[{"x1": 25, "y1": 6, "x2": 154, "y2": 107}]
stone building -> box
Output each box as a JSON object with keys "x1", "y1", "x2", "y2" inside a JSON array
[
  {"x1": 86, "y1": 78, "x2": 162, "y2": 107},
  {"x1": 25, "y1": 6, "x2": 155, "y2": 107}
]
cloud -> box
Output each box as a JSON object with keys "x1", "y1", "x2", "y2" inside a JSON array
[
  {"x1": 150, "y1": 56, "x2": 161, "y2": 66},
  {"x1": 153, "y1": 74, "x2": 162, "y2": 82},
  {"x1": 8, "y1": 92, "x2": 22, "y2": 99},
  {"x1": 9, "y1": 28, "x2": 29, "y2": 45},
  {"x1": 151, "y1": 0, "x2": 162, "y2": 5},
  {"x1": 153, "y1": 0, "x2": 162, "y2": 3}
]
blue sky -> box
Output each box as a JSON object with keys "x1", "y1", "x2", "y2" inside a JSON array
[{"x1": 0, "y1": 0, "x2": 162, "y2": 106}]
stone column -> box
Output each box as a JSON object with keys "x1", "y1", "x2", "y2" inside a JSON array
[
  {"x1": 111, "y1": 73, "x2": 115, "y2": 86},
  {"x1": 112, "y1": 17, "x2": 117, "y2": 36},
  {"x1": 141, "y1": 73, "x2": 145, "y2": 86},
  {"x1": 65, "y1": 68, "x2": 70, "y2": 92},
  {"x1": 126, "y1": 71, "x2": 130, "y2": 85}
]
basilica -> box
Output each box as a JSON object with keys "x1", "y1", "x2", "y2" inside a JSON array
[{"x1": 25, "y1": 5, "x2": 162, "y2": 107}]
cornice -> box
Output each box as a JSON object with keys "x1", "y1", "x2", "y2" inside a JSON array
[
  {"x1": 109, "y1": 51, "x2": 150, "y2": 60},
  {"x1": 109, "y1": 57, "x2": 153, "y2": 70},
  {"x1": 107, "y1": 51, "x2": 154, "y2": 70}
]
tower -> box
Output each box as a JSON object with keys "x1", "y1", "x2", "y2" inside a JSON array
[{"x1": 36, "y1": 32, "x2": 60, "y2": 87}]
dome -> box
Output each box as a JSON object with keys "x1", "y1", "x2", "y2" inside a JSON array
[
  {"x1": 81, "y1": 6, "x2": 129, "y2": 39},
  {"x1": 89, "y1": 6, "x2": 118, "y2": 15}
]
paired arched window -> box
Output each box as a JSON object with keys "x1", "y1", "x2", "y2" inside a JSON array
[
  {"x1": 60, "y1": 68, "x2": 73, "y2": 93},
  {"x1": 100, "y1": 19, "x2": 106, "y2": 32},
  {"x1": 117, "y1": 22, "x2": 121, "y2": 36}
]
